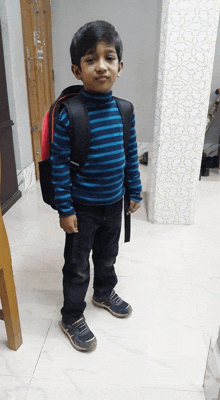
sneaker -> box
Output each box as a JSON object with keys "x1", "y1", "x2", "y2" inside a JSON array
[
  {"x1": 92, "y1": 290, "x2": 132, "y2": 318},
  {"x1": 60, "y1": 316, "x2": 97, "y2": 352}
]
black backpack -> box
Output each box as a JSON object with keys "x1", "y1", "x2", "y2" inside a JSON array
[{"x1": 39, "y1": 85, "x2": 133, "y2": 242}]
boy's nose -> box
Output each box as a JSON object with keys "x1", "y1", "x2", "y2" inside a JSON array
[{"x1": 96, "y1": 58, "x2": 107, "y2": 72}]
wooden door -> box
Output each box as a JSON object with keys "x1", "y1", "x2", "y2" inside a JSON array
[
  {"x1": 20, "y1": 0, "x2": 54, "y2": 179},
  {"x1": 0, "y1": 22, "x2": 21, "y2": 214}
]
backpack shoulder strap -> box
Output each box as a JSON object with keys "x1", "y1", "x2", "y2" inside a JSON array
[
  {"x1": 113, "y1": 97, "x2": 133, "y2": 243},
  {"x1": 113, "y1": 97, "x2": 133, "y2": 155},
  {"x1": 62, "y1": 95, "x2": 90, "y2": 168},
  {"x1": 48, "y1": 85, "x2": 84, "y2": 145}
]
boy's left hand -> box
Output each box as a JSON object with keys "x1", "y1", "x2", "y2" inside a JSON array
[{"x1": 126, "y1": 200, "x2": 141, "y2": 215}]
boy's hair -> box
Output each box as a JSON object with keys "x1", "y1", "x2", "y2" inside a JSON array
[{"x1": 70, "y1": 20, "x2": 123, "y2": 68}]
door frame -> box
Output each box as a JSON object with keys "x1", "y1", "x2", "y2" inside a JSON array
[{"x1": 20, "y1": 0, "x2": 55, "y2": 179}]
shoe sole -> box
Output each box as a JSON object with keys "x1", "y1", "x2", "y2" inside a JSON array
[
  {"x1": 60, "y1": 322, "x2": 97, "y2": 352},
  {"x1": 92, "y1": 299, "x2": 132, "y2": 318}
]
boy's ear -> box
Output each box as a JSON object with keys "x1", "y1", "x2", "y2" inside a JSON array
[
  {"x1": 117, "y1": 61, "x2": 123, "y2": 77},
  {"x1": 71, "y1": 64, "x2": 82, "y2": 80}
]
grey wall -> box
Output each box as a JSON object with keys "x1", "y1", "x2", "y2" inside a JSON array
[
  {"x1": 204, "y1": 16, "x2": 220, "y2": 156},
  {"x1": 0, "y1": 0, "x2": 33, "y2": 173},
  {"x1": 51, "y1": 0, "x2": 162, "y2": 143},
  {"x1": 210, "y1": 17, "x2": 220, "y2": 103},
  {"x1": 51, "y1": 1, "x2": 219, "y2": 147}
]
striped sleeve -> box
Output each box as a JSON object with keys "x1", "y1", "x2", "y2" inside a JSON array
[
  {"x1": 125, "y1": 112, "x2": 142, "y2": 202},
  {"x1": 50, "y1": 108, "x2": 75, "y2": 216}
]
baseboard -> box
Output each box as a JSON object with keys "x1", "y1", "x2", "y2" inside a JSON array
[
  {"x1": 1, "y1": 190, "x2": 22, "y2": 215},
  {"x1": 137, "y1": 142, "x2": 150, "y2": 157},
  {"x1": 18, "y1": 162, "x2": 36, "y2": 192}
]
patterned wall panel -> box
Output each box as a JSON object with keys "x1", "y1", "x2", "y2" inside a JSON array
[{"x1": 148, "y1": 0, "x2": 220, "y2": 224}]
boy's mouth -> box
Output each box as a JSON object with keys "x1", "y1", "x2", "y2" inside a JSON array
[{"x1": 96, "y1": 75, "x2": 108, "y2": 81}]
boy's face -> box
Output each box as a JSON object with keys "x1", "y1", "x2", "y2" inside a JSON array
[{"x1": 72, "y1": 41, "x2": 123, "y2": 93}]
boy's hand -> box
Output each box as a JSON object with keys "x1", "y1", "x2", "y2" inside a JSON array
[
  {"x1": 126, "y1": 200, "x2": 141, "y2": 215},
  {"x1": 60, "y1": 214, "x2": 78, "y2": 234}
]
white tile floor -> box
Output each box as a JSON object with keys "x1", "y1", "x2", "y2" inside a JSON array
[{"x1": 1, "y1": 165, "x2": 220, "y2": 400}]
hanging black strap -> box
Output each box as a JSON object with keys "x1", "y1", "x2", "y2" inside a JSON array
[
  {"x1": 114, "y1": 97, "x2": 133, "y2": 243},
  {"x1": 123, "y1": 191, "x2": 131, "y2": 243}
]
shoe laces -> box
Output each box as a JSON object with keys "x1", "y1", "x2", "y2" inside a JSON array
[
  {"x1": 73, "y1": 318, "x2": 89, "y2": 334},
  {"x1": 109, "y1": 291, "x2": 121, "y2": 305}
]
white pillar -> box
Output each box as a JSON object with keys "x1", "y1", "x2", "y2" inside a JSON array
[{"x1": 148, "y1": 0, "x2": 220, "y2": 224}]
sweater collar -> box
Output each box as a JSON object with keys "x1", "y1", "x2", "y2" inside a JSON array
[{"x1": 81, "y1": 89, "x2": 113, "y2": 105}]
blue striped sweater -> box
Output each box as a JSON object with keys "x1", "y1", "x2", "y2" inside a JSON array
[{"x1": 51, "y1": 89, "x2": 142, "y2": 216}]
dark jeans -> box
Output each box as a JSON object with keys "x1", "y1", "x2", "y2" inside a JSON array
[{"x1": 61, "y1": 199, "x2": 123, "y2": 324}]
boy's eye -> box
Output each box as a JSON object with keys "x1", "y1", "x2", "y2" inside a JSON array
[
  {"x1": 106, "y1": 56, "x2": 116, "y2": 62},
  {"x1": 86, "y1": 57, "x2": 95, "y2": 63}
]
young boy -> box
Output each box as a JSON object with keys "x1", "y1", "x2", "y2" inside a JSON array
[{"x1": 51, "y1": 21, "x2": 142, "y2": 352}]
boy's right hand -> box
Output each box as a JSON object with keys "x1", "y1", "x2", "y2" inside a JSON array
[{"x1": 60, "y1": 214, "x2": 78, "y2": 234}]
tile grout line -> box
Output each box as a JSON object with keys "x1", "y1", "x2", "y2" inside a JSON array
[
  {"x1": 30, "y1": 306, "x2": 58, "y2": 384},
  {"x1": 179, "y1": 235, "x2": 211, "y2": 358}
]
